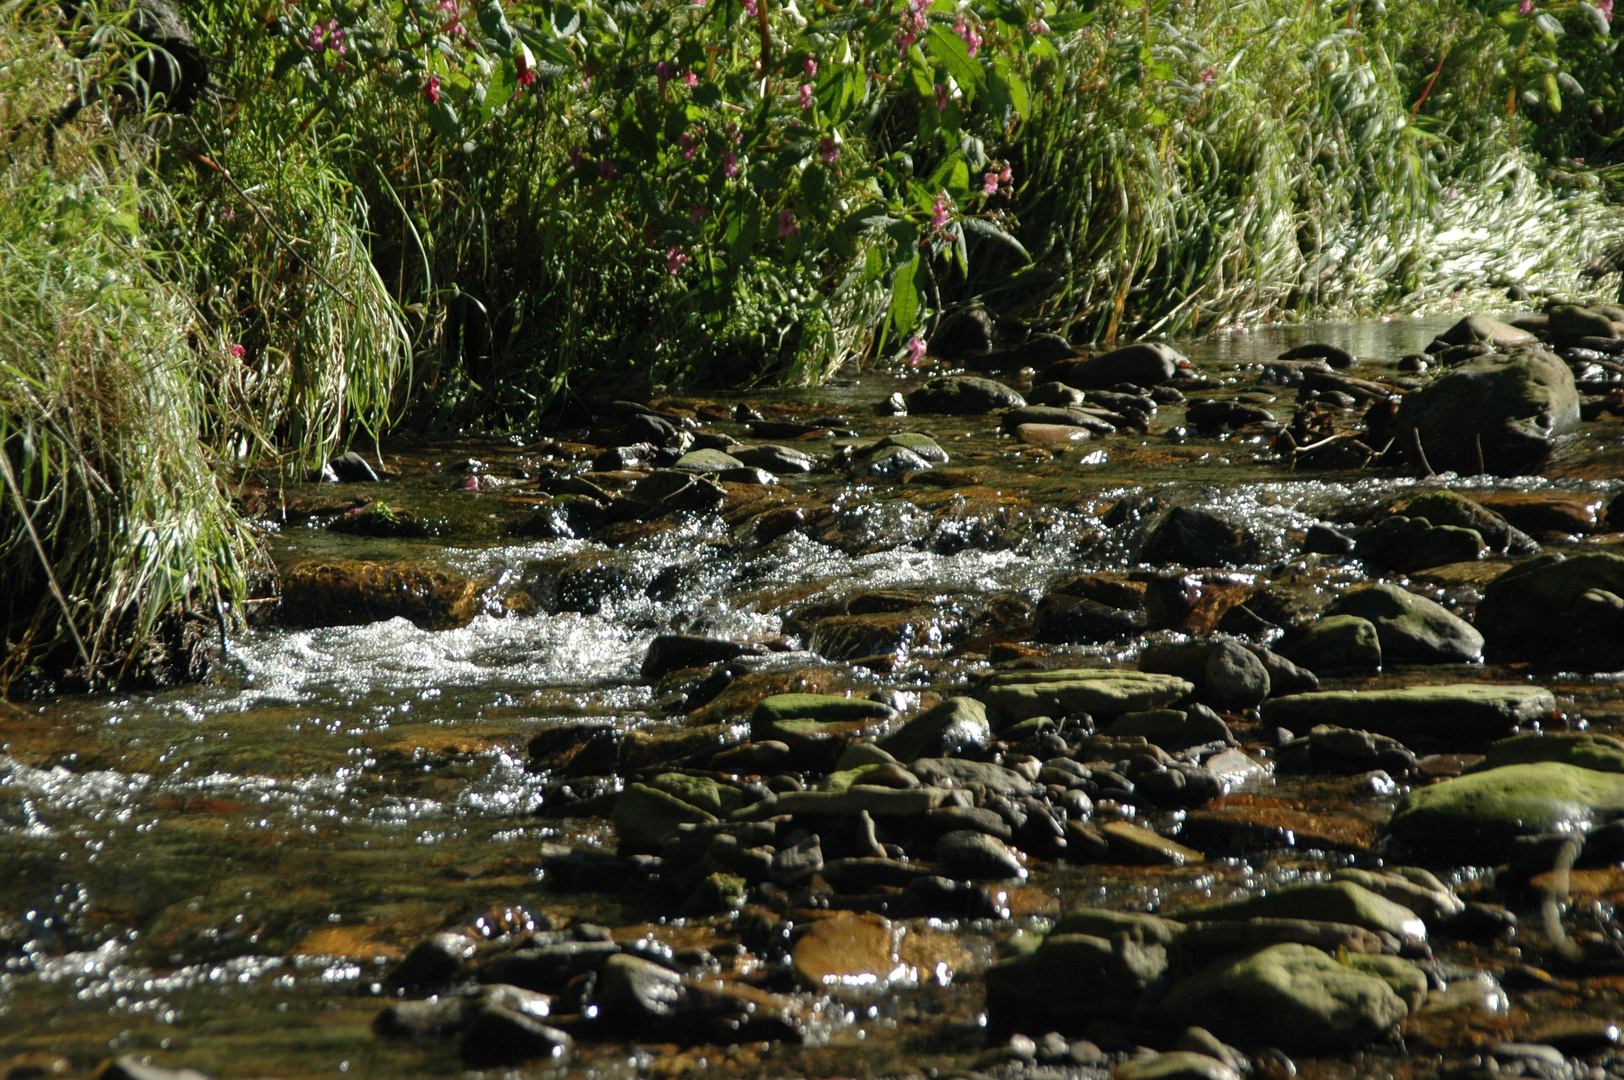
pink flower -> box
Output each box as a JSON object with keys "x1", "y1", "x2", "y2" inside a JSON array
[
  {"x1": 953, "y1": 18, "x2": 982, "y2": 58},
  {"x1": 819, "y1": 136, "x2": 840, "y2": 164},
  {"x1": 1601, "y1": 0, "x2": 1614, "y2": 21},
  {"x1": 799, "y1": 83, "x2": 813, "y2": 110},
  {"x1": 229, "y1": 343, "x2": 246, "y2": 358},
  {"x1": 983, "y1": 170, "x2": 999, "y2": 196},
  {"x1": 998, "y1": 165, "x2": 1012, "y2": 184},
  {"x1": 308, "y1": 24, "x2": 325, "y2": 50},
  {"x1": 684, "y1": 70, "x2": 699, "y2": 88},
  {"x1": 743, "y1": 0, "x2": 758, "y2": 15},
  {"x1": 680, "y1": 131, "x2": 697, "y2": 160},
  {"x1": 722, "y1": 151, "x2": 739, "y2": 178},
  {"x1": 934, "y1": 83, "x2": 947, "y2": 112},
  {"x1": 424, "y1": 76, "x2": 441, "y2": 103},
  {"x1": 1200, "y1": 65, "x2": 1216, "y2": 84},
  {"x1": 1026, "y1": 17, "x2": 1047, "y2": 34},
  {"x1": 907, "y1": 337, "x2": 927, "y2": 364},
  {"x1": 805, "y1": 56, "x2": 818, "y2": 78},
  {"x1": 689, "y1": 202, "x2": 707, "y2": 222},
  {"x1": 327, "y1": 22, "x2": 345, "y2": 55},
  {"x1": 656, "y1": 60, "x2": 673, "y2": 89},
  {"x1": 930, "y1": 192, "x2": 951, "y2": 234},
  {"x1": 1518, "y1": 0, "x2": 1532, "y2": 12},
  {"x1": 666, "y1": 246, "x2": 690, "y2": 274},
  {"x1": 777, "y1": 209, "x2": 800, "y2": 237}
]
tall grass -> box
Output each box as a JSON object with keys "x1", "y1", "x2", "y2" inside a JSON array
[
  {"x1": 0, "y1": 0, "x2": 405, "y2": 691},
  {"x1": 971, "y1": 0, "x2": 1624, "y2": 342}
]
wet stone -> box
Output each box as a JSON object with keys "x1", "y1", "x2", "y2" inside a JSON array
[
  {"x1": 790, "y1": 912, "x2": 901, "y2": 990},
  {"x1": 278, "y1": 558, "x2": 482, "y2": 631},
  {"x1": 1159, "y1": 943, "x2": 1412, "y2": 1051},
  {"x1": 1100, "y1": 821, "x2": 1205, "y2": 866},
  {"x1": 1260, "y1": 684, "x2": 1556, "y2": 750},
  {"x1": 935, "y1": 829, "x2": 1026, "y2": 880},
  {"x1": 460, "y1": 1004, "x2": 573, "y2": 1067},
  {"x1": 905, "y1": 376, "x2": 1025, "y2": 414},
  {"x1": 1142, "y1": 506, "x2": 1262, "y2": 568},
  {"x1": 1116, "y1": 1051, "x2": 1241, "y2": 1080},
  {"x1": 1280, "y1": 614, "x2": 1382, "y2": 672},
  {"x1": 878, "y1": 696, "x2": 991, "y2": 762},
  {"x1": 1323, "y1": 583, "x2": 1482, "y2": 664}
]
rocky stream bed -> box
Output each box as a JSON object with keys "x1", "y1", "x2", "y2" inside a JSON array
[{"x1": 16, "y1": 310, "x2": 1624, "y2": 1080}]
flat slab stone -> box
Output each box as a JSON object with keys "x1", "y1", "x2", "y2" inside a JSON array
[
  {"x1": 1259, "y1": 684, "x2": 1557, "y2": 750},
  {"x1": 791, "y1": 913, "x2": 905, "y2": 990},
  {"x1": 774, "y1": 787, "x2": 949, "y2": 816},
  {"x1": 982, "y1": 669, "x2": 1193, "y2": 721}
]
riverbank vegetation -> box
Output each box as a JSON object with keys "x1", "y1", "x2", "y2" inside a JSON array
[{"x1": 3, "y1": 0, "x2": 1624, "y2": 692}]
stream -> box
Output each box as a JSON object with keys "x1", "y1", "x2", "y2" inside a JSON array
[{"x1": 7, "y1": 315, "x2": 1624, "y2": 1080}]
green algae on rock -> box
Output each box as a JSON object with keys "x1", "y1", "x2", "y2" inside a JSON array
[
  {"x1": 1280, "y1": 615, "x2": 1383, "y2": 672},
  {"x1": 1158, "y1": 942, "x2": 1412, "y2": 1050},
  {"x1": 980, "y1": 669, "x2": 1193, "y2": 722},
  {"x1": 1259, "y1": 684, "x2": 1557, "y2": 749},
  {"x1": 1476, "y1": 551, "x2": 1624, "y2": 669},
  {"x1": 985, "y1": 931, "x2": 1170, "y2": 1028},
  {"x1": 1389, "y1": 761, "x2": 1624, "y2": 862},
  {"x1": 1322, "y1": 583, "x2": 1483, "y2": 664},
  {"x1": 1174, "y1": 880, "x2": 1427, "y2": 945},
  {"x1": 878, "y1": 696, "x2": 991, "y2": 762},
  {"x1": 612, "y1": 782, "x2": 720, "y2": 853}
]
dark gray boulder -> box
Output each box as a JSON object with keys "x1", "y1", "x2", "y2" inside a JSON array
[{"x1": 1393, "y1": 351, "x2": 1579, "y2": 475}]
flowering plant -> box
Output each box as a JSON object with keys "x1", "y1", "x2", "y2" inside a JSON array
[{"x1": 262, "y1": 0, "x2": 1058, "y2": 375}]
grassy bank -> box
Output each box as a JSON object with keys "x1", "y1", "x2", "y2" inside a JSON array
[{"x1": 2, "y1": 0, "x2": 1623, "y2": 691}]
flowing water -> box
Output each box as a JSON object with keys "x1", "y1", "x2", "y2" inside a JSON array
[{"x1": 6, "y1": 317, "x2": 1624, "y2": 1080}]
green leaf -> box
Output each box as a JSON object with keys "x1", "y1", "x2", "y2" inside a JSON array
[
  {"x1": 478, "y1": 0, "x2": 517, "y2": 50},
  {"x1": 890, "y1": 252, "x2": 922, "y2": 340},
  {"x1": 1044, "y1": 11, "x2": 1096, "y2": 33},
  {"x1": 485, "y1": 62, "x2": 518, "y2": 121},
  {"x1": 727, "y1": 195, "x2": 762, "y2": 262},
  {"x1": 426, "y1": 99, "x2": 462, "y2": 140},
  {"x1": 960, "y1": 216, "x2": 1029, "y2": 259},
  {"x1": 863, "y1": 245, "x2": 884, "y2": 284},
  {"x1": 926, "y1": 25, "x2": 984, "y2": 101}
]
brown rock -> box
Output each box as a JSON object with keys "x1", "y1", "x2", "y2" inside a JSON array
[
  {"x1": 791, "y1": 912, "x2": 904, "y2": 990},
  {"x1": 278, "y1": 558, "x2": 483, "y2": 630},
  {"x1": 1016, "y1": 423, "x2": 1093, "y2": 446}
]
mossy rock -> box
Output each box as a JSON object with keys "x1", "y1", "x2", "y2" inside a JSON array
[
  {"x1": 752, "y1": 694, "x2": 899, "y2": 726},
  {"x1": 1476, "y1": 552, "x2": 1624, "y2": 669},
  {"x1": 905, "y1": 376, "x2": 1025, "y2": 415},
  {"x1": 981, "y1": 669, "x2": 1193, "y2": 723},
  {"x1": 1468, "y1": 732, "x2": 1624, "y2": 775},
  {"x1": 1259, "y1": 684, "x2": 1555, "y2": 750},
  {"x1": 878, "y1": 697, "x2": 991, "y2": 762},
  {"x1": 1393, "y1": 350, "x2": 1579, "y2": 476},
  {"x1": 1159, "y1": 942, "x2": 1409, "y2": 1050},
  {"x1": 644, "y1": 772, "x2": 745, "y2": 816},
  {"x1": 1052, "y1": 907, "x2": 1185, "y2": 946},
  {"x1": 1323, "y1": 583, "x2": 1482, "y2": 664},
  {"x1": 818, "y1": 764, "x2": 885, "y2": 793},
  {"x1": 1175, "y1": 881, "x2": 1426, "y2": 944},
  {"x1": 673, "y1": 448, "x2": 745, "y2": 473},
  {"x1": 612, "y1": 783, "x2": 719, "y2": 853},
  {"x1": 984, "y1": 932, "x2": 1169, "y2": 1027},
  {"x1": 1280, "y1": 615, "x2": 1382, "y2": 673},
  {"x1": 1389, "y1": 761, "x2": 1624, "y2": 862}
]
